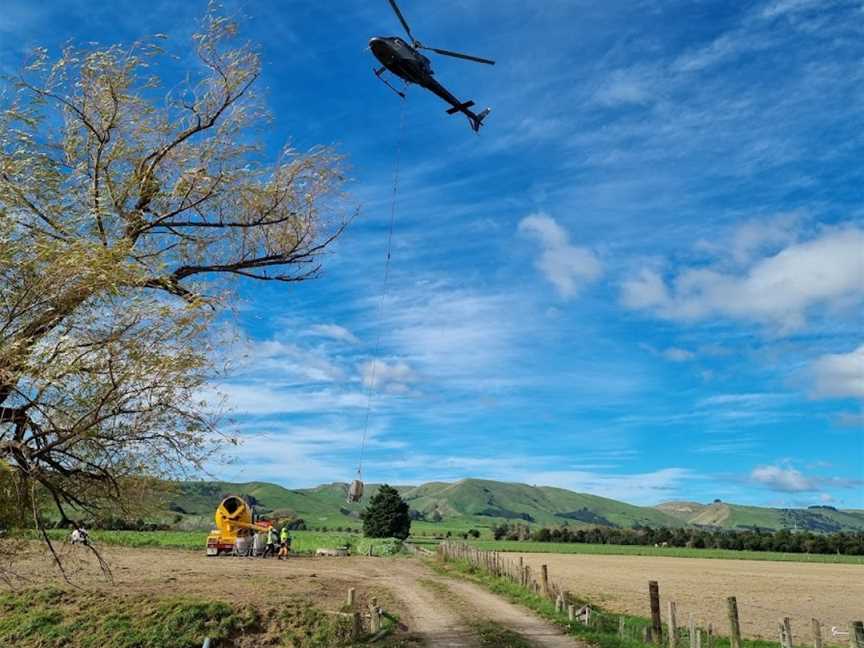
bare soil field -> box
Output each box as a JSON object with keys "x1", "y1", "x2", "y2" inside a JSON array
[
  {"x1": 514, "y1": 552, "x2": 863, "y2": 642},
  {"x1": 4, "y1": 544, "x2": 585, "y2": 648}
]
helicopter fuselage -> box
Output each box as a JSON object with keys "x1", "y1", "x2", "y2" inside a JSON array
[
  {"x1": 369, "y1": 36, "x2": 434, "y2": 85},
  {"x1": 369, "y1": 36, "x2": 488, "y2": 129},
  {"x1": 371, "y1": 37, "x2": 464, "y2": 103}
]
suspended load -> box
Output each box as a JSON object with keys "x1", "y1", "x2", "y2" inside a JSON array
[{"x1": 347, "y1": 479, "x2": 364, "y2": 503}]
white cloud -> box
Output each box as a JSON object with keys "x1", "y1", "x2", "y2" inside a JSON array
[
  {"x1": 201, "y1": 383, "x2": 367, "y2": 416},
  {"x1": 673, "y1": 34, "x2": 747, "y2": 73},
  {"x1": 360, "y1": 358, "x2": 416, "y2": 394},
  {"x1": 751, "y1": 464, "x2": 815, "y2": 492},
  {"x1": 662, "y1": 347, "x2": 694, "y2": 362},
  {"x1": 621, "y1": 227, "x2": 864, "y2": 332},
  {"x1": 518, "y1": 213, "x2": 602, "y2": 299},
  {"x1": 621, "y1": 268, "x2": 670, "y2": 311},
  {"x1": 810, "y1": 345, "x2": 864, "y2": 399},
  {"x1": 305, "y1": 324, "x2": 359, "y2": 344},
  {"x1": 728, "y1": 213, "x2": 801, "y2": 264},
  {"x1": 698, "y1": 393, "x2": 789, "y2": 407},
  {"x1": 210, "y1": 420, "x2": 402, "y2": 486},
  {"x1": 594, "y1": 70, "x2": 652, "y2": 106},
  {"x1": 760, "y1": 0, "x2": 825, "y2": 19},
  {"x1": 226, "y1": 336, "x2": 346, "y2": 384},
  {"x1": 381, "y1": 282, "x2": 530, "y2": 387}
]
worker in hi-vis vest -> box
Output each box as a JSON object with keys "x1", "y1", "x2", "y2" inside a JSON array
[
  {"x1": 278, "y1": 525, "x2": 291, "y2": 560},
  {"x1": 263, "y1": 525, "x2": 278, "y2": 558}
]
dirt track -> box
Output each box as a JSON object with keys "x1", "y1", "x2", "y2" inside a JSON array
[
  {"x1": 8, "y1": 545, "x2": 585, "y2": 648},
  {"x1": 514, "y1": 552, "x2": 863, "y2": 641}
]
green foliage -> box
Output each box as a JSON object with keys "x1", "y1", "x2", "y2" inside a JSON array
[
  {"x1": 0, "y1": 3, "x2": 346, "y2": 541},
  {"x1": 489, "y1": 522, "x2": 864, "y2": 556},
  {"x1": 362, "y1": 485, "x2": 411, "y2": 540}
]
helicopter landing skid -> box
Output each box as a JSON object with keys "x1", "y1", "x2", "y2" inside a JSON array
[{"x1": 374, "y1": 67, "x2": 406, "y2": 99}]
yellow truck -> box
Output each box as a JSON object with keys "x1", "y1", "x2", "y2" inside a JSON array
[{"x1": 205, "y1": 495, "x2": 272, "y2": 556}]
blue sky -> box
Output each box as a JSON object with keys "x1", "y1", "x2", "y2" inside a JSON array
[{"x1": 3, "y1": 0, "x2": 862, "y2": 507}]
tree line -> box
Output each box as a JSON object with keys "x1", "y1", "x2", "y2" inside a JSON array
[{"x1": 491, "y1": 522, "x2": 864, "y2": 555}]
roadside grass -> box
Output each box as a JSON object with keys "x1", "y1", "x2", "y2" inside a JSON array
[
  {"x1": 26, "y1": 529, "x2": 404, "y2": 556},
  {"x1": 471, "y1": 621, "x2": 534, "y2": 648},
  {"x1": 0, "y1": 587, "x2": 402, "y2": 647},
  {"x1": 430, "y1": 558, "x2": 801, "y2": 648},
  {"x1": 465, "y1": 540, "x2": 864, "y2": 565}
]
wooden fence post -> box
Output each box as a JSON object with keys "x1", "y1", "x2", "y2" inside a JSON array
[
  {"x1": 369, "y1": 597, "x2": 380, "y2": 633},
  {"x1": 850, "y1": 621, "x2": 864, "y2": 648},
  {"x1": 696, "y1": 628, "x2": 703, "y2": 648},
  {"x1": 619, "y1": 616, "x2": 625, "y2": 638},
  {"x1": 811, "y1": 619, "x2": 822, "y2": 648},
  {"x1": 347, "y1": 588, "x2": 356, "y2": 607},
  {"x1": 780, "y1": 617, "x2": 793, "y2": 648},
  {"x1": 707, "y1": 624, "x2": 714, "y2": 648},
  {"x1": 727, "y1": 597, "x2": 742, "y2": 648},
  {"x1": 541, "y1": 564, "x2": 550, "y2": 599},
  {"x1": 689, "y1": 614, "x2": 696, "y2": 648},
  {"x1": 649, "y1": 581, "x2": 662, "y2": 645},
  {"x1": 568, "y1": 605, "x2": 575, "y2": 622},
  {"x1": 668, "y1": 601, "x2": 678, "y2": 648}
]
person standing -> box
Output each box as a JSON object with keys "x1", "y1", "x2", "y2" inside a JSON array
[
  {"x1": 263, "y1": 525, "x2": 278, "y2": 558},
  {"x1": 278, "y1": 525, "x2": 291, "y2": 560}
]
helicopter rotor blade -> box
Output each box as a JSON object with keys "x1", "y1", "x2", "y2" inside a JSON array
[
  {"x1": 387, "y1": 0, "x2": 417, "y2": 45},
  {"x1": 422, "y1": 46, "x2": 495, "y2": 65}
]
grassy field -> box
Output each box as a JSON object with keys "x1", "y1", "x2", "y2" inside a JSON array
[
  {"x1": 465, "y1": 539, "x2": 864, "y2": 564},
  {"x1": 0, "y1": 587, "x2": 385, "y2": 648},
  {"x1": 33, "y1": 529, "x2": 404, "y2": 556},
  {"x1": 26, "y1": 529, "x2": 864, "y2": 564}
]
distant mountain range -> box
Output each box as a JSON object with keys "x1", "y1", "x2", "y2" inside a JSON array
[{"x1": 167, "y1": 478, "x2": 864, "y2": 533}]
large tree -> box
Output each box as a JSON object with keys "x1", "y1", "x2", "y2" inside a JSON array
[
  {"x1": 0, "y1": 7, "x2": 347, "y2": 543},
  {"x1": 362, "y1": 485, "x2": 411, "y2": 540}
]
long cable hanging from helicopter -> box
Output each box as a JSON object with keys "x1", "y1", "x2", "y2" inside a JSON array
[
  {"x1": 347, "y1": 0, "x2": 495, "y2": 503},
  {"x1": 347, "y1": 101, "x2": 407, "y2": 504}
]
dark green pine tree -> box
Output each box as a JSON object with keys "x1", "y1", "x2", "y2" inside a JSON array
[{"x1": 362, "y1": 484, "x2": 411, "y2": 540}]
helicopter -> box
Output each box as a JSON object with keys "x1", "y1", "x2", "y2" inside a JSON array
[{"x1": 369, "y1": 0, "x2": 495, "y2": 132}]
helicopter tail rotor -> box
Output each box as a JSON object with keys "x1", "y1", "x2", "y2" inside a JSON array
[{"x1": 468, "y1": 107, "x2": 491, "y2": 133}]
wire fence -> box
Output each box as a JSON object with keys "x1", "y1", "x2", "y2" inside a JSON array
[{"x1": 437, "y1": 542, "x2": 864, "y2": 648}]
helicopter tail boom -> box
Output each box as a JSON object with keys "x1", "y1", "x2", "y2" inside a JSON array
[
  {"x1": 442, "y1": 100, "x2": 490, "y2": 132},
  {"x1": 446, "y1": 100, "x2": 474, "y2": 114}
]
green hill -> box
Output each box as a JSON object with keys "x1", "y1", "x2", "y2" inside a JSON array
[
  {"x1": 655, "y1": 501, "x2": 864, "y2": 533},
  {"x1": 164, "y1": 478, "x2": 864, "y2": 534},
  {"x1": 399, "y1": 479, "x2": 682, "y2": 528}
]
